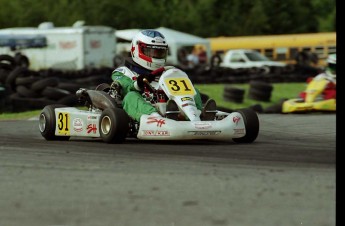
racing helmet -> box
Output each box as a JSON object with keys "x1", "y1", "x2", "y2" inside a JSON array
[
  {"x1": 131, "y1": 29, "x2": 169, "y2": 71},
  {"x1": 326, "y1": 54, "x2": 336, "y2": 78}
]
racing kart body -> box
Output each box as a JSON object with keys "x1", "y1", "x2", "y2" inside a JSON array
[
  {"x1": 282, "y1": 74, "x2": 336, "y2": 113},
  {"x1": 39, "y1": 67, "x2": 259, "y2": 143}
]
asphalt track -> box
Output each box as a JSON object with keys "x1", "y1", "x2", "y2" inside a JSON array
[{"x1": 0, "y1": 113, "x2": 336, "y2": 226}]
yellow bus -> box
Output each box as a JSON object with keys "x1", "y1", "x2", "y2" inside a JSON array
[{"x1": 208, "y1": 32, "x2": 336, "y2": 66}]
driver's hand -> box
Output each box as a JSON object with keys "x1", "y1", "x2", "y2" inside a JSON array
[{"x1": 136, "y1": 74, "x2": 154, "y2": 89}]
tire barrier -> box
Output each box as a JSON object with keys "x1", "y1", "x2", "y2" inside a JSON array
[
  {"x1": 0, "y1": 64, "x2": 113, "y2": 112},
  {"x1": 14, "y1": 53, "x2": 30, "y2": 68},
  {"x1": 0, "y1": 54, "x2": 16, "y2": 71},
  {"x1": 0, "y1": 58, "x2": 321, "y2": 113},
  {"x1": 248, "y1": 80, "x2": 273, "y2": 102},
  {"x1": 223, "y1": 86, "x2": 245, "y2": 103}
]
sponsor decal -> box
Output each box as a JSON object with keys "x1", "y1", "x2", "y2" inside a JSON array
[
  {"x1": 234, "y1": 128, "x2": 245, "y2": 135},
  {"x1": 59, "y1": 41, "x2": 76, "y2": 49},
  {"x1": 90, "y1": 40, "x2": 101, "y2": 48},
  {"x1": 87, "y1": 124, "x2": 97, "y2": 134},
  {"x1": 73, "y1": 118, "x2": 83, "y2": 132},
  {"x1": 182, "y1": 102, "x2": 196, "y2": 108},
  {"x1": 188, "y1": 131, "x2": 221, "y2": 136},
  {"x1": 194, "y1": 122, "x2": 212, "y2": 129},
  {"x1": 156, "y1": 130, "x2": 169, "y2": 136},
  {"x1": 142, "y1": 130, "x2": 170, "y2": 136},
  {"x1": 181, "y1": 97, "x2": 193, "y2": 102},
  {"x1": 233, "y1": 116, "x2": 241, "y2": 125},
  {"x1": 87, "y1": 115, "x2": 97, "y2": 120},
  {"x1": 147, "y1": 116, "x2": 165, "y2": 127},
  {"x1": 143, "y1": 130, "x2": 155, "y2": 136}
]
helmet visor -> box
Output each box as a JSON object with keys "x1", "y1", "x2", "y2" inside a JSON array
[{"x1": 139, "y1": 42, "x2": 168, "y2": 59}]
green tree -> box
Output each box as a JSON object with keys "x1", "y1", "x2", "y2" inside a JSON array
[{"x1": 0, "y1": 0, "x2": 336, "y2": 36}]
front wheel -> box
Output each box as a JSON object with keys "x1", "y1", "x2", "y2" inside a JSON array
[
  {"x1": 232, "y1": 108, "x2": 259, "y2": 143},
  {"x1": 39, "y1": 104, "x2": 70, "y2": 141},
  {"x1": 99, "y1": 107, "x2": 130, "y2": 143}
]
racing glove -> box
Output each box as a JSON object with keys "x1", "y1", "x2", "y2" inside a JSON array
[{"x1": 136, "y1": 74, "x2": 154, "y2": 89}]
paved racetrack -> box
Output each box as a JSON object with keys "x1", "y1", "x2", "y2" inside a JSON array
[{"x1": 0, "y1": 113, "x2": 336, "y2": 226}]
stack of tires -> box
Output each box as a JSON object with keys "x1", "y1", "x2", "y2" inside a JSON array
[
  {"x1": 0, "y1": 54, "x2": 113, "y2": 112},
  {"x1": 248, "y1": 80, "x2": 273, "y2": 102},
  {"x1": 5, "y1": 67, "x2": 80, "y2": 112},
  {"x1": 223, "y1": 86, "x2": 245, "y2": 103}
]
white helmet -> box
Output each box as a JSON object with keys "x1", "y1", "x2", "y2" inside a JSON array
[
  {"x1": 131, "y1": 29, "x2": 168, "y2": 71},
  {"x1": 326, "y1": 54, "x2": 336, "y2": 78}
]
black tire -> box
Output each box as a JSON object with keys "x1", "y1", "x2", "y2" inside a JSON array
[
  {"x1": 14, "y1": 54, "x2": 30, "y2": 68},
  {"x1": 57, "y1": 82, "x2": 81, "y2": 93},
  {"x1": 232, "y1": 108, "x2": 259, "y2": 143},
  {"x1": 39, "y1": 104, "x2": 70, "y2": 141},
  {"x1": 16, "y1": 85, "x2": 40, "y2": 98},
  {"x1": 249, "y1": 80, "x2": 273, "y2": 92},
  {"x1": 223, "y1": 86, "x2": 245, "y2": 103},
  {"x1": 99, "y1": 107, "x2": 129, "y2": 143},
  {"x1": 41, "y1": 87, "x2": 71, "y2": 100},
  {"x1": 223, "y1": 93, "x2": 244, "y2": 103},
  {"x1": 248, "y1": 88, "x2": 272, "y2": 102},
  {"x1": 224, "y1": 86, "x2": 245, "y2": 95},
  {"x1": 15, "y1": 76, "x2": 41, "y2": 87},
  {"x1": 5, "y1": 66, "x2": 30, "y2": 91},
  {"x1": 31, "y1": 77, "x2": 59, "y2": 92},
  {"x1": 0, "y1": 54, "x2": 16, "y2": 70}
]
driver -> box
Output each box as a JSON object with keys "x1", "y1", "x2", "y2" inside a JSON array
[
  {"x1": 111, "y1": 29, "x2": 217, "y2": 121},
  {"x1": 323, "y1": 53, "x2": 336, "y2": 83},
  {"x1": 299, "y1": 53, "x2": 336, "y2": 100}
]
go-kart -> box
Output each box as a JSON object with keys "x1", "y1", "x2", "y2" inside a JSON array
[
  {"x1": 38, "y1": 67, "x2": 259, "y2": 143},
  {"x1": 282, "y1": 74, "x2": 336, "y2": 113}
]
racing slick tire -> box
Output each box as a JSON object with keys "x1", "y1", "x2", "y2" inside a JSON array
[
  {"x1": 99, "y1": 107, "x2": 129, "y2": 144},
  {"x1": 39, "y1": 104, "x2": 70, "y2": 141},
  {"x1": 232, "y1": 108, "x2": 259, "y2": 143}
]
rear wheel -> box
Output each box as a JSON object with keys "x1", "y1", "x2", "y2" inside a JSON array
[
  {"x1": 232, "y1": 108, "x2": 259, "y2": 143},
  {"x1": 39, "y1": 104, "x2": 70, "y2": 141},
  {"x1": 99, "y1": 107, "x2": 129, "y2": 143}
]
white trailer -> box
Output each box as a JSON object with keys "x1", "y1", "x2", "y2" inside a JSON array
[{"x1": 0, "y1": 22, "x2": 116, "y2": 71}]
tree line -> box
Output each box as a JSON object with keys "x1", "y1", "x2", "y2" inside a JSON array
[{"x1": 0, "y1": 0, "x2": 336, "y2": 37}]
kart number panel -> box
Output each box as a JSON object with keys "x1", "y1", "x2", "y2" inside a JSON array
[
  {"x1": 56, "y1": 111, "x2": 71, "y2": 136},
  {"x1": 164, "y1": 78, "x2": 196, "y2": 96}
]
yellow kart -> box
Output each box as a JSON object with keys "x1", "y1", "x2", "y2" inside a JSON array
[{"x1": 282, "y1": 76, "x2": 336, "y2": 113}]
